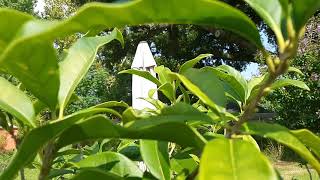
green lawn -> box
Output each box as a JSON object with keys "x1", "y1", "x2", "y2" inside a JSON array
[{"x1": 274, "y1": 161, "x2": 319, "y2": 180}]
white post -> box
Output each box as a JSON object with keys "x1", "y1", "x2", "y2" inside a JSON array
[{"x1": 131, "y1": 41, "x2": 158, "y2": 172}]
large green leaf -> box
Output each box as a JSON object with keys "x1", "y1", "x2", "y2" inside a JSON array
[
  {"x1": 291, "y1": 129, "x2": 320, "y2": 159},
  {"x1": 0, "y1": 41, "x2": 60, "y2": 109},
  {"x1": 179, "y1": 54, "x2": 212, "y2": 74},
  {"x1": 59, "y1": 28, "x2": 123, "y2": 115},
  {"x1": 271, "y1": 79, "x2": 310, "y2": 91},
  {"x1": 140, "y1": 140, "x2": 170, "y2": 180},
  {"x1": 56, "y1": 115, "x2": 206, "y2": 150},
  {"x1": 0, "y1": 108, "x2": 116, "y2": 180},
  {"x1": 119, "y1": 69, "x2": 161, "y2": 86},
  {"x1": 71, "y1": 169, "x2": 123, "y2": 180},
  {"x1": 291, "y1": 0, "x2": 320, "y2": 33},
  {"x1": 174, "y1": 68, "x2": 226, "y2": 114},
  {"x1": 242, "y1": 122, "x2": 320, "y2": 173},
  {"x1": 0, "y1": 77, "x2": 35, "y2": 127},
  {"x1": 0, "y1": 9, "x2": 32, "y2": 53},
  {"x1": 73, "y1": 152, "x2": 142, "y2": 178},
  {"x1": 244, "y1": 0, "x2": 287, "y2": 45},
  {"x1": 199, "y1": 138, "x2": 277, "y2": 180}
]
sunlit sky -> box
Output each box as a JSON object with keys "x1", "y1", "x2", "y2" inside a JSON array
[{"x1": 34, "y1": 0, "x2": 276, "y2": 80}]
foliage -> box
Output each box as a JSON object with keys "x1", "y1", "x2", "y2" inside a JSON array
[
  {"x1": 0, "y1": 0, "x2": 319, "y2": 180},
  {"x1": 262, "y1": 14, "x2": 320, "y2": 132},
  {"x1": 0, "y1": 0, "x2": 35, "y2": 14}
]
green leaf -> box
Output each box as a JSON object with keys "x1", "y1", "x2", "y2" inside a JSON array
[
  {"x1": 170, "y1": 149, "x2": 198, "y2": 176},
  {"x1": 119, "y1": 69, "x2": 161, "y2": 86},
  {"x1": 174, "y1": 68, "x2": 226, "y2": 114},
  {"x1": 140, "y1": 140, "x2": 170, "y2": 180},
  {"x1": 73, "y1": 152, "x2": 142, "y2": 178},
  {"x1": 291, "y1": 0, "x2": 320, "y2": 33},
  {"x1": 244, "y1": 0, "x2": 287, "y2": 46},
  {"x1": 0, "y1": 77, "x2": 35, "y2": 127},
  {"x1": 126, "y1": 103, "x2": 214, "y2": 128},
  {"x1": 0, "y1": 108, "x2": 115, "y2": 180},
  {"x1": 204, "y1": 65, "x2": 247, "y2": 103},
  {"x1": 291, "y1": 129, "x2": 320, "y2": 159},
  {"x1": 8, "y1": 0, "x2": 262, "y2": 48},
  {"x1": 0, "y1": 9, "x2": 33, "y2": 53},
  {"x1": 56, "y1": 114, "x2": 206, "y2": 150},
  {"x1": 242, "y1": 122, "x2": 320, "y2": 173},
  {"x1": 59, "y1": 28, "x2": 124, "y2": 114},
  {"x1": 158, "y1": 83, "x2": 175, "y2": 102},
  {"x1": 155, "y1": 66, "x2": 174, "y2": 85},
  {"x1": 271, "y1": 79, "x2": 310, "y2": 91},
  {"x1": 287, "y1": 66, "x2": 303, "y2": 75},
  {"x1": 1, "y1": 41, "x2": 60, "y2": 109},
  {"x1": 246, "y1": 74, "x2": 269, "y2": 102},
  {"x1": 199, "y1": 138, "x2": 277, "y2": 180},
  {"x1": 71, "y1": 169, "x2": 123, "y2": 180},
  {"x1": 179, "y1": 54, "x2": 212, "y2": 74}
]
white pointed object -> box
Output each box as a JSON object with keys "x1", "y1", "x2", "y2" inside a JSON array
[{"x1": 131, "y1": 41, "x2": 158, "y2": 110}]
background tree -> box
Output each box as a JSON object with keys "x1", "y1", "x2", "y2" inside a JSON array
[{"x1": 0, "y1": 0, "x2": 35, "y2": 14}]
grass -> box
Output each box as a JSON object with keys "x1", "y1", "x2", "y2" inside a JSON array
[
  {"x1": 274, "y1": 161, "x2": 319, "y2": 180},
  {"x1": 0, "y1": 151, "x2": 39, "y2": 180}
]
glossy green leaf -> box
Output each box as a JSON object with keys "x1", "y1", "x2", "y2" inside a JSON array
[
  {"x1": 59, "y1": 28, "x2": 124, "y2": 114},
  {"x1": 291, "y1": 0, "x2": 320, "y2": 33},
  {"x1": 0, "y1": 9, "x2": 32, "y2": 53},
  {"x1": 119, "y1": 69, "x2": 161, "y2": 86},
  {"x1": 179, "y1": 54, "x2": 212, "y2": 74},
  {"x1": 56, "y1": 115, "x2": 207, "y2": 150},
  {"x1": 71, "y1": 169, "x2": 123, "y2": 180},
  {"x1": 1, "y1": 41, "x2": 60, "y2": 109},
  {"x1": 126, "y1": 103, "x2": 214, "y2": 128},
  {"x1": 170, "y1": 149, "x2": 198, "y2": 176},
  {"x1": 242, "y1": 135, "x2": 260, "y2": 151},
  {"x1": 158, "y1": 83, "x2": 175, "y2": 102},
  {"x1": 73, "y1": 152, "x2": 142, "y2": 178},
  {"x1": 174, "y1": 68, "x2": 226, "y2": 114},
  {"x1": 199, "y1": 138, "x2": 277, "y2": 180},
  {"x1": 140, "y1": 140, "x2": 170, "y2": 180},
  {"x1": 0, "y1": 77, "x2": 35, "y2": 127},
  {"x1": 155, "y1": 66, "x2": 174, "y2": 85},
  {"x1": 204, "y1": 65, "x2": 247, "y2": 103},
  {"x1": 246, "y1": 74, "x2": 270, "y2": 102},
  {"x1": 242, "y1": 122, "x2": 320, "y2": 173},
  {"x1": 244, "y1": 0, "x2": 287, "y2": 45},
  {"x1": 271, "y1": 79, "x2": 310, "y2": 91},
  {"x1": 291, "y1": 129, "x2": 320, "y2": 159},
  {"x1": 0, "y1": 108, "x2": 116, "y2": 180}
]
